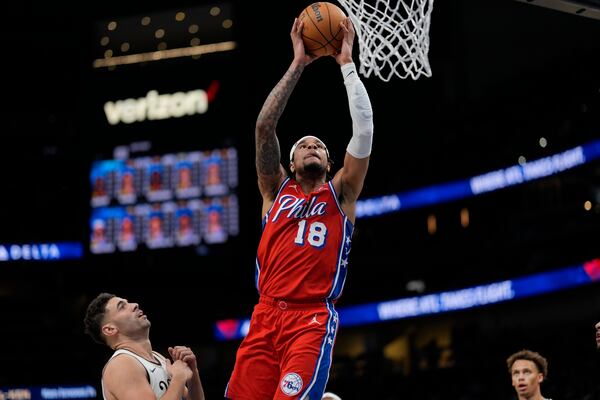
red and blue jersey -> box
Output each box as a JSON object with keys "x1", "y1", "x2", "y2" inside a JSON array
[{"x1": 256, "y1": 177, "x2": 353, "y2": 302}]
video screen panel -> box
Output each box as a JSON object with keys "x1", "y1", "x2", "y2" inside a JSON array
[{"x1": 90, "y1": 147, "x2": 238, "y2": 254}]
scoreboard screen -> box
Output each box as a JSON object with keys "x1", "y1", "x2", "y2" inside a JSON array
[{"x1": 90, "y1": 147, "x2": 238, "y2": 254}]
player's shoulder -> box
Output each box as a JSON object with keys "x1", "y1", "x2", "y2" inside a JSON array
[
  {"x1": 102, "y1": 352, "x2": 157, "y2": 400},
  {"x1": 103, "y1": 351, "x2": 146, "y2": 379},
  {"x1": 258, "y1": 168, "x2": 288, "y2": 201}
]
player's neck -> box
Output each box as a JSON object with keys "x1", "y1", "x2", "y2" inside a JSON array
[
  {"x1": 296, "y1": 178, "x2": 325, "y2": 194},
  {"x1": 295, "y1": 175, "x2": 326, "y2": 194},
  {"x1": 114, "y1": 338, "x2": 153, "y2": 359},
  {"x1": 518, "y1": 391, "x2": 544, "y2": 400}
]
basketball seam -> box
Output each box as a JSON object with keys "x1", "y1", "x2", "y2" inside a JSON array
[
  {"x1": 304, "y1": 4, "x2": 330, "y2": 46},
  {"x1": 325, "y1": 3, "x2": 343, "y2": 52}
]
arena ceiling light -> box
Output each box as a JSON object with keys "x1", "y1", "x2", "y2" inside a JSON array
[
  {"x1": 92, "y1": 40, "x2": 237, "y2": 68},
  {"x1": 93, "y1": 3, "x2": 236, "y2": 68}
]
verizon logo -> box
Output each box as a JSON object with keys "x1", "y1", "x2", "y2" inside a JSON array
[{"x1": 104, "y1": 82, "x2": 219, "y2": 125}]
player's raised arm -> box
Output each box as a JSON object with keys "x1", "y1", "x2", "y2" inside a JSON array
[
  {"x1": 332, "y1": 18, "x2": 373, "y2": 222},
  {"x1": 255, "y1": 18, "x2": 318, "y2": 210}
]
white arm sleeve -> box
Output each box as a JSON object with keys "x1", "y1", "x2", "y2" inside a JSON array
[{"x1": 341, "y1": 62, "x2": 374, "y2": 159}]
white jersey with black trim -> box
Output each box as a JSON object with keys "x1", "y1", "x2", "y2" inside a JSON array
[{"x1": 101, "y1": 349, "x2": 171, "y2": 399}]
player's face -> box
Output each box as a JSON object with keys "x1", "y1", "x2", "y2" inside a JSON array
[
  {"x1": 180, "y1": 168, "x2": 191, "y2": 186},
  {"x1": 208, "y1": 164, "x2": 220, "y2": 183},
  {"x1": 104, "y1": 296, "x2": 151, "y2": 335},
  {"x1": 180, "y1": 215, "x2": 189, "y2": 227},
  {"x1": 511, "y1": 359, "x2": 542, "y2": 398},
  {"x1": 150, "y1": 217, "x2": 162, "y2": 235},
  {"x1": 122, "y1": 218, "x2": 133, "y2": 232},
  {"x1": 596, "y1": 320, "x2": 600, "y2": 350},
  {"x1": 291, "y1": 138, "x2": 329, "y2": 175},
  {"x1": 209, "y1": 210, "x2": 221, "y2": 225}
]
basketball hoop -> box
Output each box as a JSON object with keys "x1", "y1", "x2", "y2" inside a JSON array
[{"x1": 337, "y1": 0, "x2": 434, "y2": 81}]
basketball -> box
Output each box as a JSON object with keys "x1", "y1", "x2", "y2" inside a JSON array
[{"x1": 298, "y1": 2, "x2": 347, "y2": 57}]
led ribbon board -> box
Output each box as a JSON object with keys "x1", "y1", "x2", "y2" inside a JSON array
[{"x1": 215, "y1": 258, "x2": 600, "y2": 340}]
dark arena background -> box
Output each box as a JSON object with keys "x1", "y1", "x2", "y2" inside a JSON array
[{"x1": 1, "y1": 0, "x2": 600, "y2": 398}]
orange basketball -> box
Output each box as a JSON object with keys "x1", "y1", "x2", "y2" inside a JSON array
[{"x1": 298, "y1": 2, "x2": 347, "y2": 57}]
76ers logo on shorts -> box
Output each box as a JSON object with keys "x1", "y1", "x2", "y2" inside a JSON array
[{"x1": 280, "y1": 372, "x2": 303, "y2": 396}]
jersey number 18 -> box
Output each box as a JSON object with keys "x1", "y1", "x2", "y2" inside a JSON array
[{"x1": 294, "y1": 220, "x2": 327, "y2": 248}]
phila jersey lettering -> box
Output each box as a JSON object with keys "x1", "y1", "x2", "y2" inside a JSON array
[{"x1": 256, "y1": 178, "x2": 353, "y2": 301}]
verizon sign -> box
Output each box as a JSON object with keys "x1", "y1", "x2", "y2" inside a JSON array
[{"x1": 104, "y1": 89, "x2": 210, "y2": 125}]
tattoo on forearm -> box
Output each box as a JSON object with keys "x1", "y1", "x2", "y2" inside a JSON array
[
  {"x1": 256, "y1": 66, "x2": 302, "y2": 127},
  {"x1": 255, "y1": 64, "x2": 304, "y2": 176},
  {"x1": 256, "y1": 135, "x2": 281, "y2": 176}
]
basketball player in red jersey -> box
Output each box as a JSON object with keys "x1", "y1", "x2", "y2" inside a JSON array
[{"x1": 226, "y1": 17, "x2": 373, "y2": 400}]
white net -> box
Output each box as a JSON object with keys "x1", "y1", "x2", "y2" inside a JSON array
[{"x1": 336, "y1": 0, "x2": 434, "y2": 81}]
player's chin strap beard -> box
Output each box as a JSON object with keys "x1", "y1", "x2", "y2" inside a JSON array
[{"x1": 298, "y1": 161, "x2": 327, "y2": 181}]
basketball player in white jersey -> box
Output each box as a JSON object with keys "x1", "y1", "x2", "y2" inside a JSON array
[
  {"x1": 84, "y1": 292, "x2": 205, "y2": 400},
  {"x1": 506, "y1": 349, "x2": 552, "y2": 400}
]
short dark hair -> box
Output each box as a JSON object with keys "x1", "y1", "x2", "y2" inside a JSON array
[
  {"x1": 83, "y1": 293, "x2": 115, "y2": 345},
  {"x1": 506, "y1": 349, "x2": 548, "y2": 378}
]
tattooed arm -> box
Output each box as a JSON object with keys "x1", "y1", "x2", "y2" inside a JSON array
[{"x1": 256, "y1": 18, "x2": 319, "y2": 216}]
